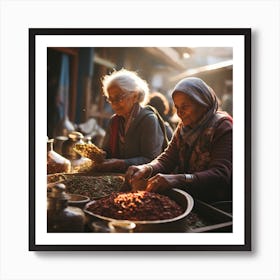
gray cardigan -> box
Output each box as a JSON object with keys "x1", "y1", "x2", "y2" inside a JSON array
[{"x1": 102, "y1": 106, "x2": 165, "y2": 166}]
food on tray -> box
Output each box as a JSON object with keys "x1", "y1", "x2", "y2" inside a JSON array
[
  {"x1": 86, "y1": 191, "x2": 183, "y2": 221},
  {"x1": 73, "y1": 142, "x2": 106, "y2": 163},
  {"x1": 62, "y1": 175, "x2": 125, "y2": 200},
  {"x1": 70, "y1": 157, "x2": 95, "y2": 173},
  {"x1": 47, "y1": 173, "x2": 67, "y2": 184},
  {"x1": 47, "y1": 154, "x2": 71, "y2": 175},
  {"x1": 185, "y1": 212, "x2": 208, "y2": 229}
]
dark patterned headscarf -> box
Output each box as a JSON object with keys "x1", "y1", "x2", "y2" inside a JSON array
[{"x1": 171, "y1": 77, "x2": 219, "y2": 170}]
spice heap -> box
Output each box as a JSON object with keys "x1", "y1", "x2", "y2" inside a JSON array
[
  {"x1": 47, "y1": 173, "x2": 67, "y2": 184},
  {"x1": 63, "y1": 175, "x2": 125, "y2": 200},
  {"x1": 73, "y1": 143, "x2": 106, "y2": 164},
  {"x1": 47, "y1": 152, "x2": 71, "y2": 174},
  {"x1": 86, "y1": 191, "x2": 183, "y2": 221}
]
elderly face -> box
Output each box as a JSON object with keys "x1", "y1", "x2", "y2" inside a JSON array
[
  {"x1": 173, "y1": 92, "x2": 207, "y2": 127},
  {"x1": 107, "y1": 85, "x2": 137, "y2": 118}
]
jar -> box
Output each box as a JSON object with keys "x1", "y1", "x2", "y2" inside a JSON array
[
  {"x1": 47, "y1": 183, "x2": 86, "y2": 232},
  {"x1": 53, "y1": 136, "x2": 68, "y2": 155},
  {"x1": 61, "y1": 131, "x2": 84, "y2": 160},
  {"x1": 90, "y1": 221, "x2": 111, "y2": 233},
  {"x1": 84, "y1": 136, "x2": 93, "y2": 145},
  {"x1": 61, "y1": 131, "x2": 93, "y2": 173},
  {"x1": 108, "y1": 221, "x2": 136, "y2": 233},
  {"x1": 47, "y1": 138, "x2": 71, "y2": 174},
  {"x1": 90, "y1": 221, "x2": 136, "y2": 233}
]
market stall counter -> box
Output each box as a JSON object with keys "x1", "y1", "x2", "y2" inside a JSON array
[{"x1": 47, "y1": 172, "x2": 232, "y2": 233}]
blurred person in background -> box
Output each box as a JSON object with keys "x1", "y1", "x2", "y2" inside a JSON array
[
  {"x1": 126, "y1": 77, "x2": 233, "y2": 203},
  {"x1": 93, "y1": 69, "x2": 168, "y2": 173},
  {"x1": 146, "y1": 91, "x2": 174, "y2": 141}
]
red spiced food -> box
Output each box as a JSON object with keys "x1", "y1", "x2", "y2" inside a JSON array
[{"x1": 86, "y1": 191, "x2": 184, "y2": 221}]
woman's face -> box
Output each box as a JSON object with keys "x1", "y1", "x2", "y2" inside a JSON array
[
  {"x1": 173, "y1": 92, "x2": 207, "y2": 127},
  {"x1": 107, "y1": 85, "x2": 137, "y2": 118}
]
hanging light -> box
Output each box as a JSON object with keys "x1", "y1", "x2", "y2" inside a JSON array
[{"x1": 183, "y1": 52, "x2": 190, "y2": 59}]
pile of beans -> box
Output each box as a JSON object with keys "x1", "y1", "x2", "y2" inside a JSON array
[{"x1": 86, "y1": 191, "x2": 183, "y2": 221}]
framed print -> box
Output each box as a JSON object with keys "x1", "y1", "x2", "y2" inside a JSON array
[{"x1": 29, "y1": 28, "x2": 251, "y2": 251}]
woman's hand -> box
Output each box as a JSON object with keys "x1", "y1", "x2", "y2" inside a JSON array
[
  {"x1": 146, "y1": 174, "x2": 185, "y2": 192},
  {"x1": 93, "y1": 158, "x2": 126, "y2": 173},
  {"x1": 125, "y1": 165, "x2": 152, "y2": 186}
]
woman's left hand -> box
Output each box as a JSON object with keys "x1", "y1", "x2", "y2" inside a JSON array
[
  {"x1": 146, "y1": 174, "x2": 185, "y2": 192},
  {"x1": 93, "y1": 158, "x2": 126, "y2": 173}
]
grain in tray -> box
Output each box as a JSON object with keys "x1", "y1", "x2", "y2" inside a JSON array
[{"x1": 62, "y1": 175, "x2": 125, "y2": 200}]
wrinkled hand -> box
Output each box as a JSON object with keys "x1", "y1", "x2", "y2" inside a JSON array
[
  {"x1": 146, "y1": 174, "x2": 185, "y2": 192},
  {"x1": 93, "y1": 158, "x2": 126, "y2": 173},
  {"x1": 125, "y1": 165, "x2": 152, "y2": 186}
]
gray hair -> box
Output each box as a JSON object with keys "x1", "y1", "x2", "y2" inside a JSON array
[{"x1": 102, "y1": 69, "x2": 149, "y2": 104}]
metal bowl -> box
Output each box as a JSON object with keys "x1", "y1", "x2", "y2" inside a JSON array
[
  {"x1": 67, "y1": 193, "x2": 90, "y2": 209},
  {"x1": 84, "y1": 188, "x2": 194, "y2": 233}
]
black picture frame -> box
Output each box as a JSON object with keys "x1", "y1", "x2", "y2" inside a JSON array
[{"x1": 29, "y1": 28, "x2": 251, "y2": 251}]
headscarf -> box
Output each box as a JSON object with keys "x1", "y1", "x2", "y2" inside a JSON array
[{"x1": 171, "y1": 77, "x2": 219, "y2": 171}]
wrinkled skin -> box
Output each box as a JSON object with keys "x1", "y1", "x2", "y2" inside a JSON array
[
  {"x1": 126, "y1": 165, "x2": 185, "y2": 192},
  {"x1": 107, "y1": 85, "x2": 137, "y2": 119},
  {"x1": 173, "y1": 92, "x2": 207, "y2": 128},
  {"x1": 125, "y1": 92, "x2": 207, "y2": 192},
  {"x1": 146, "y1": 173, "x2": 185, "y2": 192},
  {"x1": 93, "y1": 85, "x2": 138, "y2": 173}
]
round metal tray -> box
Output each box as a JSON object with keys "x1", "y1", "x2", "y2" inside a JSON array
[{"x1": 84, "y1": 188, "x2": 194, "y2": 233}]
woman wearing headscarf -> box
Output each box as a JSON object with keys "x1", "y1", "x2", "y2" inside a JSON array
[
  {"x1": 126, "y1": 77, "x2": 233, "y2": 203},
  {"x1": 93, "y1": 69, "x2": 168, "y2": 173}
]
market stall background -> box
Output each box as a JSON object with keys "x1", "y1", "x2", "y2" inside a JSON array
[{"x1": 47, "y1": 46, "x2": 233, "y2": 143}]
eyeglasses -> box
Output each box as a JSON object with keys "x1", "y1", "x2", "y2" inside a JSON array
[{"x1": 105, "y1": 92, "x2": 131, "y2": 104}]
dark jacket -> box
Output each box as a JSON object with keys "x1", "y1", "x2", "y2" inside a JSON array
[{"x1": 102, "y1": 106, "x2": 167, "y2": 167}]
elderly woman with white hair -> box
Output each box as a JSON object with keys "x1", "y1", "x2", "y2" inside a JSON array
[
  {"x1": 126, "y1": 77, "x2": 233, "y2": 203},
  {"x1": 94, "y1": 69, "x2": 168, "y2": 173}
]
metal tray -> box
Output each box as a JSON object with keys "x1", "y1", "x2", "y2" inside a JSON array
[
  {"x1": 47, "y1": 172, "x2": 128, "y2": 200},
  {"x1": 185, "y1": 200, "x2": 233, "y2": 233},
  {"x1": 84, "y1": 188, "x2": 194, "y2": 233}
]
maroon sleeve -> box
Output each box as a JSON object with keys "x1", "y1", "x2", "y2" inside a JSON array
[
  {"x1": 148, "y1": 120, "x2": 232, "y2": 202},
  {"x1": 190, "y1": 120, "x2": 232, "y2": 201},
  {"x1": 148, "y1": 125, "x2": 181, "y2": 174}
]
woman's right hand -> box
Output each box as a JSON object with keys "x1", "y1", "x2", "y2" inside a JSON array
[{"x1": 125, "y1": 164, "x2": 152, "y2": 187}]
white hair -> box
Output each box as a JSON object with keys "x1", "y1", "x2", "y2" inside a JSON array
[{"x1": 101, "y1": 68, "x2": 149, "y2": 104}]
